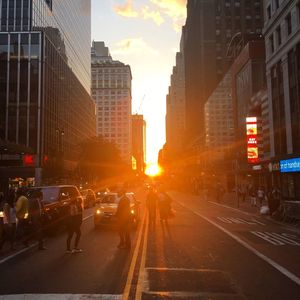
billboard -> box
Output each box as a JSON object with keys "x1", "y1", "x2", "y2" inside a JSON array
[
  {"x1": 246, "y1": 117, "x2": 259, "y2": 164},
  {"x1": 280, "y1": 158, "x2": 300, "y2": 173}
]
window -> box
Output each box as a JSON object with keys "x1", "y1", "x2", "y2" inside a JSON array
[
  {"x1": 274, "y1": 0, "x2": 279, "y2": 10},
  {"x1": 267, "y1": 5, "x2": 271, "y2": 19},
  {"x1": 286, "y1": 13, "x2": 292, "y2": 35},
  {"x1": 276, "y1": 26, "x2": 281, "y2": 46},
  {"x1": 269, "y1": 34, "x2": 274, "y2": 53}
]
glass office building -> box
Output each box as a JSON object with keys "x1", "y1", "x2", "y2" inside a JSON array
[{"x1": 0, "y1": 0, "x2": 96, "y2": 185}]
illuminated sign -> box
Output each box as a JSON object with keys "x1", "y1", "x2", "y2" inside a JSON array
[
  {"x1": 23, "y1": 154, "x2": 35, "y2": 167},
  {"x1": 246, "y1": 117, "x2": 259, "y2": 164},
  {"x1": 280, "y1": 158, "x2": 300, "y2": 173}
]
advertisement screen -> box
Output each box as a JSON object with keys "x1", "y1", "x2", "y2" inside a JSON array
[{"x1": 246, "y1": 117, "x2": 259, "y2": 164}]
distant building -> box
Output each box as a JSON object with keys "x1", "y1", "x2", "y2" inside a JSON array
[
  {"x1": 183, "y1": 0, "x2": 264, "y2": 148},
  {"x1": 166, "y1": 33, "x2": 186, "y2": 157},
  {"x1": 264, "y1": 0, "x2": 300, "y2": 200},
  {"x1": 132, "y1": 114, "x2": 146, "y2": 173},
  {"x1": 205, "y1": 70, "x2": 234, "y2": 162},
  {"x1": 0, "y1": 0, "x2": 96, "y2": 188},
  {"x1": 91, "y1": 41, "x2": 132, "y2": 165}
]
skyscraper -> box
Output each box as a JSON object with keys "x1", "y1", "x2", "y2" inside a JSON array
[
  {"x1": 132, "y1": 114, "x2": 146, "y2": 173},
  {"x1": 183, "y1": 0, "x2": 264, "y2": 148},
  {"x1": 0, "y1": 0, "x2": 96, "y2": 186},
  {"x1": 91, "y1": 41, "x2": 132, "y2": 165}
]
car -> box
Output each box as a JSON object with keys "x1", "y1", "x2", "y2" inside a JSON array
[
  {"x1": 27, "y1": 185, "x2": 83, "y2": 229},
  {"x1": 80, "y1": 189, "x2": 96, "y2": 208},
  {"x1": 94, "y1": 192, "x2": 140, "y2": 228}
]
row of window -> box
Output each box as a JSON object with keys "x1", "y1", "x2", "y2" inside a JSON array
[{"x1": 268, "y1": 5, "x2": 299, "y2": 55}]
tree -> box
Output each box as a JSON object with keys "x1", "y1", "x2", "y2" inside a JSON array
[{"x1": 77, "y1": 137, "x2": 129, "y2": 182}]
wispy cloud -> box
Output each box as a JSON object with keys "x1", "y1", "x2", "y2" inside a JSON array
[
  {"x1": 150, "y1": 0, "x2": 186, "y2": 31},
  {"x1": 112, "y1": 0, "x2": 186, "y2": 30},
  {"x1": 141, "y1": 6, "x2": 164, "y2": 26},
  {"x1": 111, "y1": 38, "x2": 158, "y2": 56},
  {"x1": 113, "y1": 0, "x2": 139, "y2": 18}
]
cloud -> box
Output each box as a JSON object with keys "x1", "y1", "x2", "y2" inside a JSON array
[
  {"x1": 141, "y1": 6, "x2": 164, "y2": 26},
  {"x1": 113, "y1": 0, "x2": 138, "y2": 18},
  {"x1": 150, "y1": 0, "x2": 187, "y2": 31},
  {"x1": 112, "y1": 0, "x2": 187, "y2": 31},
  {"x1": 112, "y1": 38, "x2": 158, "y2": 56}
]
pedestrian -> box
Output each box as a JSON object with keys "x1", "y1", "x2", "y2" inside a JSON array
[
  {"x1": 116, "y1": 189, "x2": 131, "y2": 249},
  {"x1": 257, "y1": 187, "x2": 265, "y2": 207},
  {"x1": 0, "y1": 195, "x2": 17, "y2": 251},
  {"x1": 66, "y1": 196, "x2": 83, "y2": 253},
  {"x1": 158, "y1": 188, "x2": 172, "y2": 224},
  {"x1": 27, "y1": 190, "x2": 46, "y2": 250},
  {"x1": 216, "y1": 182, "x2": 224, "y2": 203},
  {"x1": 250, "y1": 187, "x2": 257, "y2": 207},
  {"x1": 15, "y1": 187, "x2": 29, "y2": 246},
  {"x1": 146, "y1": 187, "x2": 158, "y2": 228},
  {"x1": 271, "y1": 187, "x2": 281, "y2": 215}
]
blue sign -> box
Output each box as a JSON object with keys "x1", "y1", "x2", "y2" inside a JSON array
[{"x1": 280, "y1": 158, "x2": 300, "y2": 173}]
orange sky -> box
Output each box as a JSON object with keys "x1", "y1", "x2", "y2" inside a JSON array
[{"x1": 92, "y1": 0, "x2": 187, "y2": 163}]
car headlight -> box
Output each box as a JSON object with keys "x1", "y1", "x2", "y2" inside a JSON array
[
  {"x1": 96, "y1": 209, "x2": 101, "y2": 215},
  {"x1": 0, "y1": 211, "x2": 3, "y2": 218},
  {"x1": 131, "y1": 209, "x2": 135, "y2": 215}
]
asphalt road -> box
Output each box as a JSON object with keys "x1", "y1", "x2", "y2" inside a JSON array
[{"x1": 0, "y1": 189, "x2": 300, "y2": 300}]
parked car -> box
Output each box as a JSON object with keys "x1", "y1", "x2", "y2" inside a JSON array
[
  {"x1": 94, "y1": 192, "x2": 140, "y2": 228},
  {"x1": 81, "y1": 189, "x2": 96, "y2": 208},
  {"x1": 27, "y1": 185, "x2": 83, "y2": 230}
]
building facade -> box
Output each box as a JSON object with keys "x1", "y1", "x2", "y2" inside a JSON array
[
  {"x1": 132, "y1": 114, "x2": 146, "y2": 174},
  {"x1": 91, "y1": 41, "x2": 132, "y2": 165},
  {"x1": 0, "y1": 0, "x2": 96, "y2": 187},
  {"x1": 264, "y1": 0, "x2": 300, "y2": 200},
  {"x1": 205, "y1": 70, "x2": 234, "y2": 162},
  {"x1": 183, "y1": 0, "x2": 264, "y2": 148},
  {"x1": 166, "y1": 42, "x2": 186, "y2": 156}
]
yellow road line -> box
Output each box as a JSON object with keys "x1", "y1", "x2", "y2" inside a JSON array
[
  {"x1": 135, "y1": 212, "x2": 149, "y2": 300},
  {"x1": 122, "y1": 211, "x2": 146, "y2": 300}
]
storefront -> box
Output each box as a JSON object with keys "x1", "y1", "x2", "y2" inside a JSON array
[{"x1": 280, "y1": 158, "x2": 300, "y2": 201}]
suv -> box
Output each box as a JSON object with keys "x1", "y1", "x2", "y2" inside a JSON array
[{"x1": 27, "y1": 185, "x2": 82, "y2": 229}]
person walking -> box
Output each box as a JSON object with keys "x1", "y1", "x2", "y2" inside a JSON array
[
  {"x1": 0, "y1": 195, "x2": 17, "y2": 251},
  {"x1": 116, "y1": 189, "x2": 131, "y2": 249},
  {"x1": 257, "y1": 187, "x2": 265, "y2": 207},
  {"x1": 27, "y1": 190, "x2": 46, "y2": 250},
  {"x1": 146, "y1": 187, "x2": 158, "y2": 228},
  {"x1": 158, "y1": 188, "x2": 172, "y2": 224},
  {"x1": 15, "y1": 187, "x2": 29, "y2": 246},
  {"x1": 66, "y1": 196, "x2": 83, "y2": 253}
]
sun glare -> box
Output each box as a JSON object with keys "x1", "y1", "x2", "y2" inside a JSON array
[{"x1": 145, "y1": 163, "x2": 162, "y2": 177}]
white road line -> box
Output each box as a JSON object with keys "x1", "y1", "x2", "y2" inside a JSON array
[
  {"x1": 0, "y1": 214, "x2": 94, "y2": 265},
  {"x1": 0, "y1": 294, "x2": 122, "y2": 300},
  {"x1": 208, "y1": 201, "x2": 254, "y2": 216},
  {"x1": 177, "y1": 201, "x2": 300, "y2": 286}
]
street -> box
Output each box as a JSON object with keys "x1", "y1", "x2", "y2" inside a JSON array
[{"x1": 1, "y1": 189, "x2": 300, "y2": 299}]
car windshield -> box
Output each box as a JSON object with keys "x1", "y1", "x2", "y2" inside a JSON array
[
  {"x1": 40, "y1": 187, "x2": 60, "y2": 204},
  {"x1": 101, "y1": 195, "x2": 118, "y2": 204}
]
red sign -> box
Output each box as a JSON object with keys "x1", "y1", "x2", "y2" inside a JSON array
[
  {"x1": 23, "y1": 154, "x2": 35, "y2": 167},
  {"x1": 246, "y1": 117, "x2": 259, "y2": 164}
]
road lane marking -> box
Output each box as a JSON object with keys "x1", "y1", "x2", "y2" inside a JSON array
[
  {"x1": 217, "y1": 217, "x2": 265, "y2": 225},
  {"x1": 135, "y1": 212, "x2": 149, "y2": 300},
  {"x1": 122, "y1": 211, "x2": 146, "y2": 300},
  {"x1": 209, "y1": 201, "x2": 254, "y2": 216},
  {"x1": 251, "y1": 231, "x2": 300, "y2": 246},
  {"x1": 0, "y1": 214, "x2": 94, "y2": 265},
  {"x1": 177, "y1": 201, "x2": 300, "y2": 286}
]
